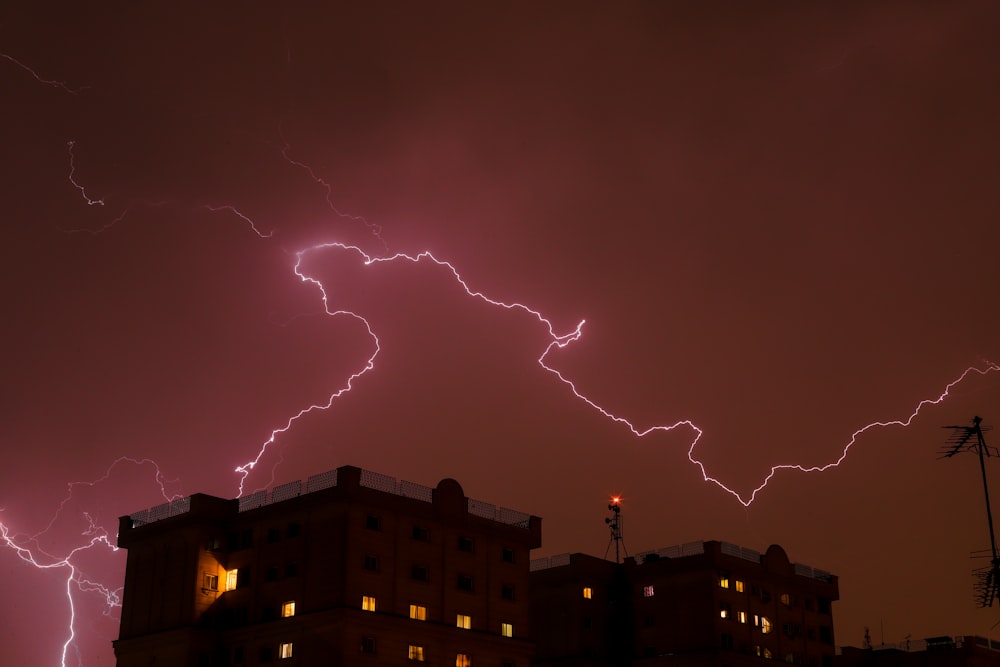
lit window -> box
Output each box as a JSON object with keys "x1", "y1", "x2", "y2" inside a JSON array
[
  {"x1": 780, "y1": 593, "x2": 791, "y2": 606},
  {"x1": 279, "y1": 642, "x2": 293, "y2": 659},
  {"x1": 758, "y1": 615, "x2": 772, "y2": 634},
  {"x1": 738, "y1": 611, "x2": 747, "y2": 624},
  {"x1": 501, "y1": 622, "x2": 514, "y2": 638},
  {"x1": 282, "y1": 601, "x2": 295, "y2": 618},
  {"x1": 457, "y1": 614, "x2": 472, "y2": 629},
  {"x1": 204, "y1": 573, "x2": 219, "y2": 591},
  {"x1": 718, "y1": 574, "x2": 730, "y2": 589},
  {"x1": 362, "y1": 595, "x2": 376, "y2": 612},
  {"x1": 720, "y1": 602, "x2": 731, "y2": 619},
  {"x1": 583, "y1": 586, "x2": 593, "y2": 599},
  {"x1": 755, "y1": 646, "x2": 773, "y2": 659},
  {"x1": 410, "y1": 604, "x2": 427, "y2": 621},
  {"x1": 408, "y1": 645, "x2": 425, "y2": 661},
  {"x1": 735, "y1": 580, "x2": 745, "y2": 593},
  {"x1": 456, "y1": 654, "x2": 472, "y2": 667},
  {"x1": 643, "y1": 585, "x2": 654, "y2": 598},
  {"x1": 225, "y1": 569, "x2": 238, "y2": 591}
]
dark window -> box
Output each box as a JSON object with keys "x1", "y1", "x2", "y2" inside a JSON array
[
  {"x1": 805, "y1": 598, "x2": 814, "y2": 611},
  {"x1": 501, "y1": 662, "x2": 514, "y2": 667},
  {"x1": 819, "y1": 626, "x2": 833, "y2": 644},
  {"x1": 267, "y1": 528, "x2": 281, "y2": 544},
  {"x1": 501, "y1": 584, "x2": 515, "y2": 600},
  {"x1": 412, "y1": 525, "x2": 430, "y2": 541},
  {"x1": 411, "y1": 565, "x2": 430, "y2": 582},
  {"x1": 285, "y1": 562, "x2": 298, "y2": 578},
  {"x1": 227, "y1": 531, "x2": 240, "y2": 552},
  {"x1": 501, "y1": 547, "x2": 515, "y2": 563},
  {"x1": 365, "y1": 513, "x2": 381, "y2": 530},
  {"x1": 287, "y1": 522, "x2": 301, "y2": 538},
  {"x1": 644, "y1": 615, "x2": 655, "y2": 627},
  {"x1": 241, "y1": 528, "x2": 253, "y2": 549},
  {"x1": 265, "y1": 565, "x2": 279, "y2": 582},
  {"x1": 361, "y1": 636, "x2": 376, "y2": 654},
  {"x1": 457, "y1": 575, "x2": 474, "y2": 591},
  {"x1": 822, "y1": 657, "x2": 833, "y2": 667},
  {"x1": 363, "y1": 555, "x2": 379, "y2": 572},
  {"x1": 262, "y1": 606, "x2": 277, "y2": 621},
  {"x1": 807, "y1": 627, "x2": 816, "y2": 640},
  {"x1": 458, "y1": 536, "x2": 474, "y2": 552},
  {"x1": 721, "y1": 633, "x2": 734, "y2": 650},
  {"x1": 761, "y1": 589, "x2": 771, "y2": 604},
  {"x1": 232, "y1": 645, "x2": 245, "y2": 664},
  {"x1": 258, "y1": 646, "x2": 273, "y2": 663},
  {"x1": 237, "y1": 569, "x2": 252, "y2": 588},
  {"x1": 817, "y1": 597, "x2": 832, "y2": 614}
]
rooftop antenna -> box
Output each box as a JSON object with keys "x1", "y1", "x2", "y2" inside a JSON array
[
  {"x1": 941, "y1": 416, "x2": 1000, "y2": 607},
  {"x1": 604, "y1": 496, "x2": 627, "y2": 563}
]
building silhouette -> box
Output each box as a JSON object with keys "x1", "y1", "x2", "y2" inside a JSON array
[
  {"x1": 113, "y1": 465, "x2": 542, "y2": 666},
  {"x1": 113, "y1": 466, "x2": 839, "y2": 667},
  {"x1": 530, "y1": 542, "x2": 839, "y2": 667},
  {"x1": 838, "y1": 636, "x2": 1000, "y2": 667}
]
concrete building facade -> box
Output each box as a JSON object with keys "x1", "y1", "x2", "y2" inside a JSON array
[{"x1": 113, "y1": 465, "x2": 542, "y2": 667}]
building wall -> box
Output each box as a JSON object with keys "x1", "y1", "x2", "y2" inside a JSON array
[{"x1": 114, "y1": 465, "x2": 541, "y2": 667}]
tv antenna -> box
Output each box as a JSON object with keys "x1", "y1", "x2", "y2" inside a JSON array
[
  {"x1": 941, "y1": 416, "x2": 1000, "y2": 607},
  {"x1": 604, "y1": 496, "x2": 628, "y2": 563}
]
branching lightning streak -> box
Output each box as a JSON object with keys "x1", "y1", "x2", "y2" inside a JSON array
[
  {"x1": 203, "y1": 205, "x2": 274, "y2": 238},
  {"x1": 0, "y1": 457, "x2": 177, "y2": 666},
  {"x1": 66, "y1": 141, "x2": 105, "y2": 206},
  {"x1": 1, "y1": 52, "x2": 86, "y2": 94},
  {"x1": 235, "y1": 241, "x2": 1000, "y2": 507}
]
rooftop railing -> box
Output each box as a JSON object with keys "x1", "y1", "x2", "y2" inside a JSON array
[{"x1": 127, "y1": 466, "x2": 532, "y2": 530}]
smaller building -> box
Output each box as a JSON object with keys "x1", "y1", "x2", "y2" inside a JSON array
[
  {"x1": 839, "y1": 636, "x2": 1000, "y2": 667},
  {"x1": 530, "y1": 541, "x2": 839, "y2": 667}
]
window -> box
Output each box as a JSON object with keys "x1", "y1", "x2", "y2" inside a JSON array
[
  {"x1": 735, "y1": 579, "x2": 745, "y2": 593},
  {"x1": 501, "y1": 662, "x2": 514, "y2": 667},
  {"x1": 287, "y1": 522, "x2": 300, "y2": 538},
  {"x1": 818, "y1": 597, "x2": 832, "y2": 614},
  {"x1": 718, "y1": 574, "x2": 730, "y2": 589},
  {"x1": 225, "y1": 569, "x2": 239, "y2": 591},
  {"x1": 756, "y1": 646, "x2": 773, "y2": 659},
  {"x1": 282, "y1": 601, "x2": 295, "y2": 618},
  {"x1": 285, "y1": 562, "x2": 298, "y2": 577},
  {"x1": 363, "y1": 554, "x2": 379, "y2": 571},
  {"x1": 361, "y1": 636, "x2": 376, "y2": 654},
  {"x1": 502, "y1": 547, "x2": 515, "y2": 563},
  {"x1": 761, "y1": 589, "x2": 771, "y2": 604},
  {"x1": 643, "y1": 585, "x2": 654, "y2": 598},
  {"x1": 279, "y1": 642, "x2": 293, "y2": 659},
  {"x1": 258, "y1": 646, "x2": 273, "y2": 663},
  {"x1": 267, "y1": 528, "x2": 281, "y2": 543},
  {"x1": 265, "y1": 565, "x2": 279, "y2": 582},
  {"x1": 457, "y1": 614, "x2": 472, "y2": 629},
  {"x1": 501, "y1": 584, "x2": 514, "y2": 600},
  {"x1": 456, "y1": 654, "x2": 472, "y2": 667},
  {"x1": 204, "y1": 573, "x2": 219, "y2": 591},
  {"x1": 583, "y1": 586, "x2": 593, "y2": 599},
  {"x1": 756, "y1": 615, "x2": 772, "y2": 634},
  {"x1": 458, "y1": 536, "x2": 475, "y2": 552},
  {"x1": 362, "y1": 595, "x2": 376, "y2": 612},
  {"x1": 780, "y1": 593, "x2": 791, "y2": 606},
  {"x1": 819, "y1": 625, "x2": 833, "y2": 644},
  {"x1": 410, "y1": 604, "x2": 427, "y2": 621},
  {"x1": 412, "y1": 525, "x2": 430, "y2": 541},
  {"x1": 737, "y1": 611, "x2": 747, "y2": 624},
  {"x1": 240, "y1": 528, "x2": 253, "y2": 549},
  {"x1": 412, "y1": 565, "x2": 430, "y2": 582},
  {"x1": 365, "y1": 513, "x2": 381, "y2": 530},
  {"x1": 501, "y1": 622, "x2": 514, "y2": 638},
  {"x1": 408, "y1": 645, "x2": 425, "y2": 661},
  {"x1": 458, "y1": 575, "x2": 474, "y2": 592},
  {"x1": 719, "y1": 602, "x2": 731, "y2": 619},
  {"x1": 721, "y1": 633, "x2": 734, "y2": 650},
  {"x1": 231, "y1": 645, "x2": 245, "y2": 664},
  {"x1": 643, "y1": 615, "x2": 655, "y2": 627}
]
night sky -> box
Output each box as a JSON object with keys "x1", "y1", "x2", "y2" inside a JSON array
[{"x1": 3, "y1": 2, "x2": 1000, "y2": 665}]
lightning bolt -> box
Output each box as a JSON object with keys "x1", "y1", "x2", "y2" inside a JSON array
[{"x1": 1, "y1": 52, "x2": 87, "y2": 94}]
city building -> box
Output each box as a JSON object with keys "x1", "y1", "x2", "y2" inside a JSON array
[
  {"x1": 838, "y1": 636, "x2": 1000, "y2": 667},
  {"x1": 113, "y1": 465, "x2": 542, "y2": 667},
  {"x1": 530, "y1": 541, "x2": 839, "y2": 667}
]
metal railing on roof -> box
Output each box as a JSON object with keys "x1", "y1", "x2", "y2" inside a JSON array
[{"x1": 126, "y1": 466, "x2": 532, "y2": 530}]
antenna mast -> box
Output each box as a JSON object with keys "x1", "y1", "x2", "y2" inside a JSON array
[
  {"x1": 604, "y1": 496, "x2": 627, "y2": 563},
  {"x1": 941, "y1": 416, "x2": 1000, "y2": 607}
]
